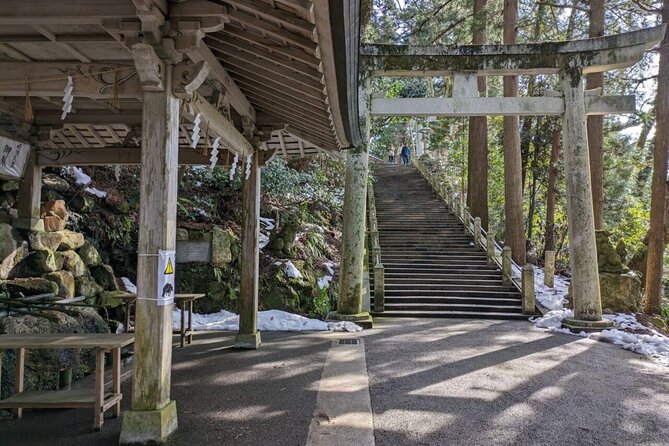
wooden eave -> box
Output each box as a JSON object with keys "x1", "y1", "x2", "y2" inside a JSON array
[{"x1": 0, "y1": 0, "x2": 353, "y2": 162}]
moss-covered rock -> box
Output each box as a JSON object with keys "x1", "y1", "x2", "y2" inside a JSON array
[
  {"x1": 0, "y1": 180, "x2": 19, "y2": 192},
  {"x1": 5, "y1": 277, "x2": 58, "y2": 296},
  {"x1": 78, "y1": 241, "x2": 101, "y2": 267},
  {"x1": 42, "y1": 174, "x2": 70, "y2": 193},
  {"x1": 176, "y1": 228, "x2": 189, "y2": 241},
  {"x1": 70, "y1": 194, "x2": 95, "y2": 213},
  {"x1": 61, "y1": 250, "x2": 87, "y2": 277},
  {"x1": 0, "y1": 192, "x2": 15, "y2": 209},
  {"x1": 600, "y1": 272, "x2": 642, "y2": 313},
  {"x1": 211, "y1": 227, "x2": 232, "y2": 266},
  {"x1": 0, "y1": 240, "x2": 30, "y2": 280},
  {"x1": 29, "y1": 231, "x2": 64, "y2": 251},
  {"x1": 91, "y1": 264, "x2": 118, "y2": 291},
  {"x1": 30, "y1": 249, "x2": 59, "y2": 273},
  {"x1": 57, "y1": 230, "x2": 85, "y2": 251},
  {"x1": 0, "y1": 223, "x2": 19, "y2": 260},
  {"x1": 75, "y1": 275, "x2": 103, "y2": 298},
  {"x1": 44, "y1": 271, "x2": 75, "y2": 298}
]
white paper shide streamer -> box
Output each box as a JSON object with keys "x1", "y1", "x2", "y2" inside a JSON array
[
  {"x1": 190, "y1": 113, "x2": 202, "y2": 149},
  {"x1": 114, "y1": 165, "x2": 121, "y2": 182},
  {"x1": 229, "y1": 153, "x2": 239, "y2": 180},
  {"x1": 245, "y1": 153, "x2": 253, "y2": 180},
  {"x1": 61, "y1": 76, "x2": 74, "y2": 120},
  {"x1": 209, "y1": 137, "x2": 220, "y2": 170}
]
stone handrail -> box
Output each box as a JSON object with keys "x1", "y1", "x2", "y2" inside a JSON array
[
  {"x1": 367, "y1": 182, "x2": 385, "y2": 313},
  {"x1": 413, "y1": 157, "x2": 535, "y2": 313}
]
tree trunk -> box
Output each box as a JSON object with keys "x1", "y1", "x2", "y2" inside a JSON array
[
  {"x1": 527, "y1": 116, "x2": 545, "y2": 247},
  {"x1": 467, "y1": 0, "x2": 489, "y2": 229},
  {"x1": 587, "y1": 0, "x2": 605, "y2": 228},
  {"x1": 503, "y1": 0, "x2": 525, "y2": 264},
  {"x1": 644, "y1": 4, "x2": 669, "y2": 314},
  {"x1": 544, "y1": 127, "x2": 561, "y2": 254}
]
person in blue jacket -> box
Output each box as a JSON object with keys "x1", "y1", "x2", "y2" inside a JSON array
[{"x1": 400, "y1": 145, "x2": 411, "y2": 165}]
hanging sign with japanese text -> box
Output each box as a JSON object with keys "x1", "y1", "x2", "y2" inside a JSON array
[
  {"x1": 157, "y1": 249, "x2": 176, "y2": 306},
  {"x1": 0, "y1": 136, "x2": 31, "y2": 180}
]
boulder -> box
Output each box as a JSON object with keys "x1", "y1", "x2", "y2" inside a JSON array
[
  {"x1": 43, "y1": 215, "x2": 66, "y2": 232},
  {"x1": 211, "y1": 227, "x2": 232, "y2": 266},
  {"x1": 0, "y1": 223, "x2": 19, "y2": 260},
  {"x1": 98, "y1": 290, "x2": 128, "y2": 308},
  {"x1": 44, "y1": 271, "x2": 75, "y2": 298},
  {"x1": 91, "y1": 264, "x2": 118, "y2": 291},
  {"x1": 60, "y1": 250, "x2": 87, "y2": 277},
  {"x1": 42, "y1": 174, "x2": 70, "y2": 193},
  {"x1": 57, "y1": 230, "x2": 85, "y2": 251},
  {"x1": 77, "y1": 241, "x2": 101, "y2": 267},
  {"x1": 600, "y1": 272, "x2": 642, "y2": 313},
  {"x1": 40, "y1": 200, "x2": 68, "y2": 222},
  {"x1": 41, "y1": 189, "x2": 64, "y2": 203},
  {"x1": 75, "y1": 275, "x2": 103, "y2": 298},
  {"x1": 595, "y1": 230, "x2": 628, "y2": 274},
  {"x1": 29, "y1": 231, "x2": 64, "y2": 251},
  {"x1": 5, "y1": 277, "x2": 58, "y2": 296},
  {"x1": 176, "y1": 228, "x2": 189, "y2": 241},
  {"x1": 0, "y1": 240, "x2": 30, "y2": 279},
  {"x1": 0, "y1": 192, "x2": 15, "y2": 209},
  {"x1": 30, "y1": 249, "x2": 59, "y2": 273}
]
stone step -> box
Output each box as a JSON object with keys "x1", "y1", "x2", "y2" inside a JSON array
[{"x1": 369, "y1": 310, "x2": 528, "y2": 320}]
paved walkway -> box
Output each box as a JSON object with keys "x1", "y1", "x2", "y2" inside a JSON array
[{"x1": 2, "y1": 318, "x2": 668, "y2": 445}]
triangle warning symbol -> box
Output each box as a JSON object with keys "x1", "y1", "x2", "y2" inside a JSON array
[{"x1": 164, "y1": 258, "x2": 174, "y2": 275}]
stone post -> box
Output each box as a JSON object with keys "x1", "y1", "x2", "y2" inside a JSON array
[
  {"x1": 120, "y1": 61, "x2": 179, "y2": 445},
  {"x1": 502, "y1": 246, "x2": 512, "y2": 286},
  {"x1": 333, "y1": 146, "x2": 372, "y2": 326},
  {"x1": 559, "y1": 69, "x2": 612, "y2": 331},
  {"x1": 474, "y1": 217, "x2": 482, "y2": 248},
  {"x1": 463, "y1": 207, "x2": 470, "y2": 235},
  {"x1": 522, "y1": 264, "x2": 536, "y2": 314},
  {"x1": 15, "y1": 150, "x2": 44, "y2": 231},
  {"x1": 544, "y1": 250, "x2": 556, "y2": 288},
  {"x1": 487, "y1": 230, "x2": 496, "y2": 265},
  {"x1": 235, "y1": 151, "x2": 261, "y2": 349}
]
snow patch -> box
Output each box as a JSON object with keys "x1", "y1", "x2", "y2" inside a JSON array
[
  {"x1": 317, "y1": 275, "x2": 333, "y2": 289},
  {"x1": 259, "y1": 217, "x2": 275, "y2": 230},
  {"x1": 530, "y1": 268, "x2": 669, "y2": 366},
  {"x1": 324, "y1": 261, "x2": 334, "y2": 275},
  {"x1": 121, "y1": 277, "x2": 137, "y2": 294},
  {"x1": 173, "y1": 309, "x2": 362, "y2": 332},
  {"x1": 85, "y1": 187, "x2": 107, "y2": 198},
  {"x1": 67, "y1": 166, "x2": 92, "y2": 185},
  {"x1": 275, "y1": 260, "x2": 303, "y2": 279},
  {"x1": 259, "y1": 233, "x2": 270, "y2": 249}
]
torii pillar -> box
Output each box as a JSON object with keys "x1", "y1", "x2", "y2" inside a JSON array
[{"x1": 560, "y1": 68, "x2": 613, "y2": 331}]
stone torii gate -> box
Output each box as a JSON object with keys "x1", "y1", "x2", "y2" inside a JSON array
[{"x1": 337, "y1": 25, "x2": 666, "y2": 332}]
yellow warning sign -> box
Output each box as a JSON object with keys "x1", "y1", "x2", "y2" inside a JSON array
[{"x1": 164, "y1": 258, "x2": 174, "y2": 275}]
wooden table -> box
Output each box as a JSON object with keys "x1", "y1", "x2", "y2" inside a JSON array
[
  {"x1": 0, "y1": 333, "x2": 134, "y2": 431},
  {"x1": 174, "y1": 294, "x2": 205, "y2": 347}
]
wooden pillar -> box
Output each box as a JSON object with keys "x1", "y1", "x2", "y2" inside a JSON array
[
  {"x1": 15, "y1": 150, "x2": 43, "y2": 231},
  {"x1": 120, "y1": 61, "x2": 179, "y2": 445},
  {"x1": 235, "y1": 151, "x2": 261, "y2": 349},
  {"x1": 559, "y1": 69, "x2": 612, "y2": 331},
  {"x1": 334, "y1": 146, "x2": 371, "y2": 324}
]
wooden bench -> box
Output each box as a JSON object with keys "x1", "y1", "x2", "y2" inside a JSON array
[
  {"x1": 0, "y1": 333, "x2": 134, "y2": 431},
  {"x1": 174, "y1": 293, "x2": 205, "y2": 347}
]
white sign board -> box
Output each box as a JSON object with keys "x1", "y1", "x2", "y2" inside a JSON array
[
  {"x1": 0, "y1": 136, "x2": 31, "y2": 180},
  {"x1": 157, "y1": 250, "x2": 176, "y2": 306}
]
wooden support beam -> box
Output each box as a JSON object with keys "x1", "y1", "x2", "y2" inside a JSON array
[
  {"x1": 119, "y1": 53, "x2": 178, "y2": 445},
  {"x1": 235, "y1": 151, "x2": 261, "y2": 349},
  {"x1": 218, "y1": 0, "x2": 315, "y2": 34},
  {"x1": 222, "y1": 62, "x2": 326, "y2": 101},
  {"x1": 226, "y1": 8, "x2": 317, "y2": 54},
  {"x1": 0, "y1": 62, "x2": 141, "y2": 99},
  {"x1": 15, "y1": 149, "x2": 43, "y2": 231},
  {"x1": 187, "y1": 94, "x2": 253, "y2": 157},
  {"x1": 31, "y1": 25, "x2": 92, "y2": 63},
  {"x1": 0, "y1": 1, "x2": 138, "y2": 25},
  {"x1": 34, "y1": 110, "x2": 143, "y2": 126},
  {"x1": 370, "y1": 96, "x2": 636, "y2": 117},
  {"x1": 36, "y1": 147, "x2": 231, "y2": 166},
  {"x1": 186, "y1": 44, "x2": 255, "y2": 122}
]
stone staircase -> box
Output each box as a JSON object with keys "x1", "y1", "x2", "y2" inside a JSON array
[{"x1": 369, "y1": 164, "x2": 526, "y2": 319}]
